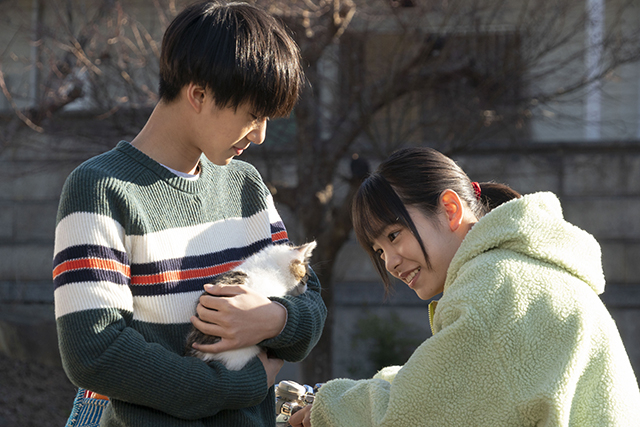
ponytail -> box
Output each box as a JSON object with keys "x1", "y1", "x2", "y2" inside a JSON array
[{"x1": 476, "y1": 182, "x2": 521, "y2": 213}]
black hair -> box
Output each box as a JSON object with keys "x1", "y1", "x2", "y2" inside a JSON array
[
  {"x1": 352, "y1": 147, "x2": 521, "y2": 290},
  {"x1": 158, "y1": 1, "x2": 304, "y2": 118}
]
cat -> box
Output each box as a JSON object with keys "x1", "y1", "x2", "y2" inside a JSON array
[{"x1": 185, "y1": 241, "x2": 317, "y2": 370}]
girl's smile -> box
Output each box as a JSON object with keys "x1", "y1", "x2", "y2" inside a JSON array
[
  {"x1": 403, "y1": 267, "x2": 421, "y2": 288},
  {"x1": 371, "y1": 194, "x2": 471, "y2": 300}
]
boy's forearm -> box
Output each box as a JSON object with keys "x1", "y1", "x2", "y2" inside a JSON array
[{"x1": 57, "y1": 308, "x2": 269, "y2": 419}]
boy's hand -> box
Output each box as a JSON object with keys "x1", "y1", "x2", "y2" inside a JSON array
[
  {"x1": 257, "y1": 350, "x2": 283, "y2": 388},
  {"x1": 288, "y1": 404, "x2": 312, "y2": 427},
  {"x1": 190, "y1": 283, "x2": 287, "y2": 353}
]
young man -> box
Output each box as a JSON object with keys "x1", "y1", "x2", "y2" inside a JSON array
[{"x1": 52, "y1": 2, "x2": 326, "y2": 426}]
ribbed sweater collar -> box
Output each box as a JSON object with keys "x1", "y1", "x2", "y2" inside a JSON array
[{"x1": 115, "y1": 140, "x2": 218, "y2": 194}]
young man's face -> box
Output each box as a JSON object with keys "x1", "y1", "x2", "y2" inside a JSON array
[{"x1": 197, "y1": 100, "x2": 268, "y2": 166}]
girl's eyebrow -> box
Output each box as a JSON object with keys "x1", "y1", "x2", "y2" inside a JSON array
[{"x1": 372, "y1": 224, "x2": 396, "y2": 245}]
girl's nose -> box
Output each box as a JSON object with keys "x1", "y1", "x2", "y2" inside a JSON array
[{"x1": 383, "y1": 251, "x2": 401, "y2": 275}]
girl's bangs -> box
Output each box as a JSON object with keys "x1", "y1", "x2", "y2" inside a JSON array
[{"x1": 353, "y1": 174, "x2": 408, "y2": 249}]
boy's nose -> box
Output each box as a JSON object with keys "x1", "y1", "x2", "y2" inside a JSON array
[{"x1": 249, "y1": 119, "x2": 268, "y2": 145}]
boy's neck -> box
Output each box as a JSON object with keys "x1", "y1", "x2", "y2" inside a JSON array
[{"x1": 131, "y1": 100, "x2": 202, "y2": 174}]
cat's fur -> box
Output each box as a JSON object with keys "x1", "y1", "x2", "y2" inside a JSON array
[{"x1": 185, "y1": 241, "x2": 317, "y2": 370}]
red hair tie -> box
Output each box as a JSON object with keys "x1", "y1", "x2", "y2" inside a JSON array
[{"x1": 471, "y1": 182, "x2": 481, "y2": 201}]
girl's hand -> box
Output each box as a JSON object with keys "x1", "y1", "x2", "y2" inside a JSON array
[
  {"x1": 190, "y1": 283, "x2": 287, "y2": 353},
  {"x1": 288, "y1": 404, "x2": 312, "y2": 427}
]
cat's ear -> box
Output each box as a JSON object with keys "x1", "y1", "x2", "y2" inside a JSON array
[{"x1": 296, "y1": 241, "x2": 317, "y2": 261}]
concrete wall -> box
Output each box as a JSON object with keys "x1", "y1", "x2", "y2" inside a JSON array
[
  {"x1": 1, "y1": 136, "x2": 639, "y2": 385},
  {"x1": 0, "y1": 127, "x2": 113, "y2": 366},
  {"x1": 331, "y1": 142, "x2": 640, "y2": 382}
]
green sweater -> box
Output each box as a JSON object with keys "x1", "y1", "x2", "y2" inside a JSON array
[
  {"x1": 53, "y1": 141, "x2": 327, "y2": 426},
  {"x1": 311, "y1": 192, "x2": 640, "y2": 426}
]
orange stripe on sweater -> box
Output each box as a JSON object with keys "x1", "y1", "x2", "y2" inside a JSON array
[
  {"x1": 52, "y1": 258, "x2": 130, "y2": 280},
  {"x1": 130, "y1": 261, "x2": 242, "y2": 285},
  {"x1": 272, "y1": 231, "x2": 288, "y2": 242}
]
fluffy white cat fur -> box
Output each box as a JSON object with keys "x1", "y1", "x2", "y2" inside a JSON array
[{"x1": 185, "y1": 241, "x2": 316, "y2": 370}]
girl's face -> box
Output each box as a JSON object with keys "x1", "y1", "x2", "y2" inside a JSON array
[{"x1": 371, "y1": 205, "x2": 463, "y2": 300}]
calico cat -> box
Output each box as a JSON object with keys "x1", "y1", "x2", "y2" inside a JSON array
[{"x1": 185, "y1": 241, "x2": 317, "y2": 370}]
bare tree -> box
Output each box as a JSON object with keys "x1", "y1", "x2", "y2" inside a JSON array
[
  {"x1": 2, "y1": 0, "x2": 640, "y2": 382},
  {"x1": 0, "y1": 0, "x2": 169, "y2": 154},
  {"x1": 249, "y1": 0, "x2": 640, "y2": 382}
]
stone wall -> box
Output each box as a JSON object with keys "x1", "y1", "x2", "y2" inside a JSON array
[
  {"x1": 331, "y1": 142, "x2": 640, "y2": 381},
  {"x1": 0, "y1": 124, "x2": 115, "y2": 366},
  {"x1": 1, "y1": 136, "x2": 639, "y2": 385}
]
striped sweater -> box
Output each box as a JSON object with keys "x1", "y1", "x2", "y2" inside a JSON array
[{"x1": 53, "y1": 141, "x2": 326, "y2": 426}]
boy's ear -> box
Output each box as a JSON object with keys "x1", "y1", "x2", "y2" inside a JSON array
[
  {"x1": 440, "y1": 189, "x2": 464, "y2": 232},
  {"x1": 185, "y1": 83, "x2": 206, "y2": 113}
]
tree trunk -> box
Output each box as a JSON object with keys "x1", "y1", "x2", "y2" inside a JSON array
[{"x1": 299, "y1": 253, "x2": 335, "y2": 384}]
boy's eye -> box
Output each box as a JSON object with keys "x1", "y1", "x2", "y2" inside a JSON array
[{"x1": 250, "y1": 114, "x2": 269, "y2": 122}]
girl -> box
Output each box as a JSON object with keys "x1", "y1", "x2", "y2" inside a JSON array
[{"x1": 290, "y1": 147, "x2": 640, "y2": 426}]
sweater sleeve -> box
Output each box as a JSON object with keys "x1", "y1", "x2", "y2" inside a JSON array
[
  {"x1": 53, "y1": 169, "x2": 269, "y2": 420},
  {"x1": 308, "y1": 366, "x2": 402, "y2": 426},
  {"x1": 309, "y1": 288, "x2": 512, "y2": 426},
  {"x1": 56, "y1": 309, "x2": 268, "y2": 420},
  {"x1": 258, "y1": 174, "x2": 327, "y2": 361},
  {"x1": 263, "y1": 267, "x2": 327, "y2": 361}
]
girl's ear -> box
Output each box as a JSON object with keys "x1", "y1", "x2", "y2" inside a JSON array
[{"x1": 440, "y1": 189, "x2": 464, "y2": 232}]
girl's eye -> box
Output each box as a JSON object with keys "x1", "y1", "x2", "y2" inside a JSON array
[
  {"x1": 388, "y1": 231, "x2": 400, "y2": 242},
  {"x1": 374, "y1": 248, "x2": 384, "y2": 258}
]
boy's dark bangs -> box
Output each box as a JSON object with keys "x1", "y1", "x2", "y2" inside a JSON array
[
  {"x1": 353, "y1": 174, "x2": 408, "y2": 249},
  {"x1": 238, "y1": 58, "x2": 302, "y2": 119},
  {"x1": 166, "y1": 3, "x2": 302, "y2": 117},
  {"x1": 211, "y1": 6, "x2": 302, "y2": 118}
]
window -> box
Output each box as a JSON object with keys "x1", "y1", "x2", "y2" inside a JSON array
[{"x1": 338, "y1": 28, "x2": 526, "y2": 151}]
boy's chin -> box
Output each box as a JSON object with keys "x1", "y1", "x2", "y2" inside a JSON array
[{"x1": 207, "y1": 155, "x2": 234, "y2": 166}]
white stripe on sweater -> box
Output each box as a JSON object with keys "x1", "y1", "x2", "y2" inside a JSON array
[
  {"x1": 54, "y1": 212, "x2": 126, "y2": 256},
  {"x1": 54, "y1": 280, "x2": 133, "y2": 319},
  {"x1": 54, "y1": 208, "x2": 280, "y2": 263},
  {"x1": 55, "y1": 281, "x2": 205, "y2": 324},
  {"x1": 127, "y1": 214, "x2": 270, "y2": 262},
  {"x1": 132, "y1": 291, "x2": 202, "y2": 324}
]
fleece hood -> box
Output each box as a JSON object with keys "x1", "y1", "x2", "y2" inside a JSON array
[{"x1": 445, "y1": 192, "x2": 605, "y2": 295}]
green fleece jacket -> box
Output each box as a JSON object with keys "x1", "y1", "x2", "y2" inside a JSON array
[{"x1": 311, "y1": 192, "x2": 640, "y2": 426}]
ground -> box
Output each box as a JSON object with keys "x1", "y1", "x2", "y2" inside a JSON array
[{"x1": 0, "y1": 352, "x2": 75, "y2": 426}]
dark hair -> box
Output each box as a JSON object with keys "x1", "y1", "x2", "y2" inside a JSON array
[
  {"x1": 352, "y1": 147, "x2": 521, "y2": 290},
  {"x1": 158, "y1": 1, "x2": 304, "y2": 118}
]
